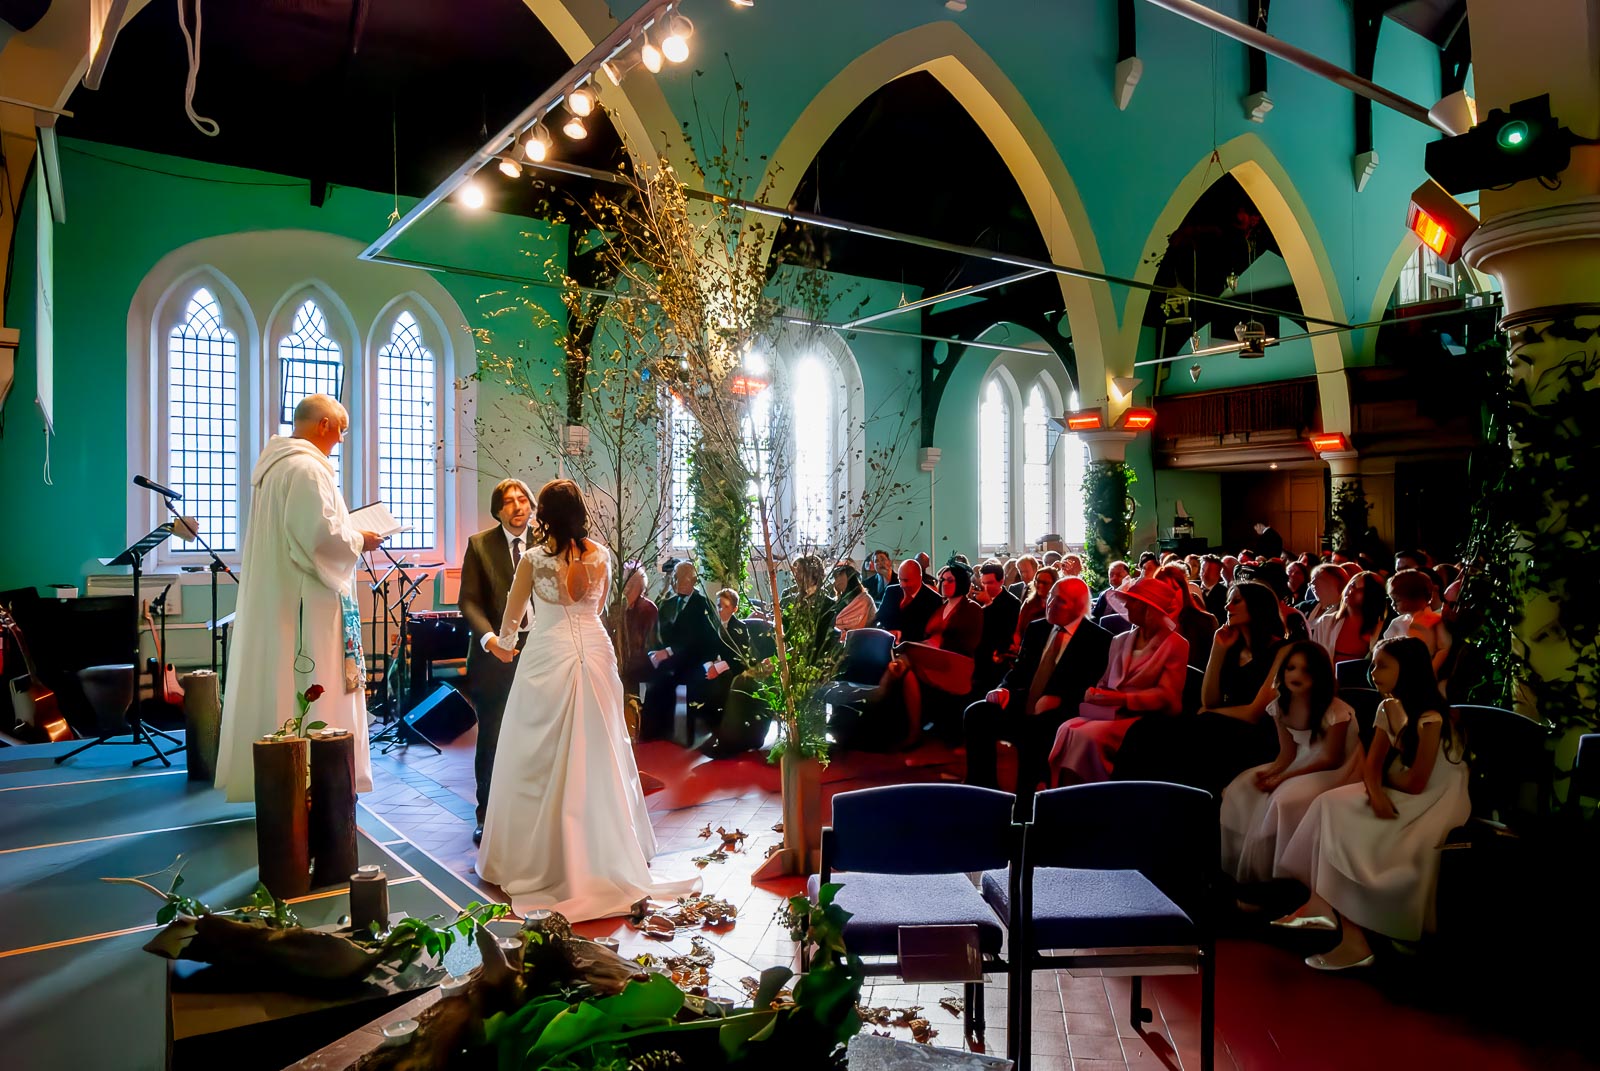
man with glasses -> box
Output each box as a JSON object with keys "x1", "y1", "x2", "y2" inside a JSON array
[{"x1": 973, "y1": 561, "x2": 1021, "y2": 691}]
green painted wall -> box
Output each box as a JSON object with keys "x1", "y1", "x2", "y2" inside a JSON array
[{"x1": 1150, "y1": 469, "x2": 1225, "y2": 548}]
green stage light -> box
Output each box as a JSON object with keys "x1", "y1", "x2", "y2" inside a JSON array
[{"x1": 1498, "y1": 120, "x2": 1530, "y2": 150}]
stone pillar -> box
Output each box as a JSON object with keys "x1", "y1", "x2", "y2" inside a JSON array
[
  {"x1": 1322, "y1": 451, "x2": 1364, "y2": 556},
  {"x1": 1463, "y1": 197, "x2": 1600, "y2": 743}
]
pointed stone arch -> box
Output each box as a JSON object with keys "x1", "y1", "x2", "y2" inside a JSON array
[
  {"x1": 1121, "y1": 134, "x2": 1353, "y2": 434},
  {"x1": 757, "y1": 20, "x2": 1117, "y2": 409}
]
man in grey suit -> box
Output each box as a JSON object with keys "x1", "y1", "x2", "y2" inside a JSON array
[{"x1": 457, "y1": 478, "x2": 533, "y2": 845}]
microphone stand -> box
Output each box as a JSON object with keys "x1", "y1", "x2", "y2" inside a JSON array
[
  {"x1": 367, "y1": 543, "x2": 439, "y2": 755},
  {"x1": 157, "y1": 494, "x2": 238, "y2": 681}
]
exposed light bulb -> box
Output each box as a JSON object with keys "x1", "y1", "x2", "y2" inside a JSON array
[
  {"x1": 568, "y1": 86, "x2": 595, "y2": 117},
  {"x1": 662, "y1": 14, "x2": 693, "y2": 63},
  {"x1": 525, "y1": 122, "x2": 551, "y2": 162},
  {"x1": 497, "y1": 156, "x2": 522, "y2": 178},
  {"x1": 563, "y1": 115, "x2": 588, "y2": 140},
  {"x1": 601, "y1": 59, "x2": 625, "y2": 86},
  {"x1": 460, "y1": 181, "x2": 485, "y2": 210},
  {"x1": 640, "y1": 29, "x2": 663, "y2": 73},
  {"x1": 730, "y1": 0, "x2": 754, "y2": 7}
]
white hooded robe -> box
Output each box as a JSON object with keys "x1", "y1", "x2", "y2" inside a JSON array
[{"x1": 215, "y1": 436, "x2": 372, "y2": 802}]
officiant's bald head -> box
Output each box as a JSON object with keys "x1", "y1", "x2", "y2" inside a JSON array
[{"x1": 293, "y1": 395, "x2": 349, "y2": 456}]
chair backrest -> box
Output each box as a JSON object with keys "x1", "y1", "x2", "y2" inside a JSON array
[
  {"x1": 1100, "y1": 613, "x2": 1131, "y2": 636},
  {"x1": 1028, "y1": 782, "x2": 1216, "y2": 921},
  {"x1": 1455, "y1": 704, "x2": 1551, "y2": 822},
  {"x1": 1339, "y1": 687, "x2": 1384, "y2": 745},
  {"x1": 1575, "y1": 734, "x2": 1600, "y2": 801},
  {"x1": 829, "y1": 783, "x2": 1016, "y2": 874},
  {"x1": 1334, "y1": 658, "x2": 1371, "y2": 689},
  {"x1": 837, "y1": 627, "x2": 894, "y2": 685},
  {"x1": 742, "y1": 617, "x2": 776, "y2": 660}
]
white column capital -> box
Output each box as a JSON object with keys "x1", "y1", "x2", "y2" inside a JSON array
[{"x1": 1078, "y1": 429, "x2": 1137, "y2": 463}]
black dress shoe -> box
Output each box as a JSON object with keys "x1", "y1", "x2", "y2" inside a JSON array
[{"x1": 473, "y1": 826, "x2": 483, "y2": 845}]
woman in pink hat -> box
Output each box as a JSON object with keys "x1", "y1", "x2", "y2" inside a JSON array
[{"x1": 1048, "y1": 576, "x2": 1190, "y2": 784}]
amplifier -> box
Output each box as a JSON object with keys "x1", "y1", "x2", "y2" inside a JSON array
[{"x1": 403, "y1": 684, "x2": 476, "y2": 745}]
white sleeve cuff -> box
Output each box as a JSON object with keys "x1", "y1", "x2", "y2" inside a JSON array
[{"x1": 480, "y1": 631, "x2": 494, "y2": 651}]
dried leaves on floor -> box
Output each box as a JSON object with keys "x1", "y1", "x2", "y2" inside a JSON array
[
  {"x1": 691, "y1": 848, "x2": 728, "y2": 868},
  {"x1": 857, "y1": 1004, "x2": 938, "y2": 1045},
  {"x1": 636, "y1": 935, "x2": 715, "y2": 995},
  {"x1": 740, "y1": 974, "x2": 794, "y2": 1009}
]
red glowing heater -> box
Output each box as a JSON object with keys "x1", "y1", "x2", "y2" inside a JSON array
[
  {"x1": 729, "y1": 374, "x2": 769, "y2": 396},
  {"x1": 1063, "y1": 410, "x2": 1104, "y2": 432},
  {"x1": 1309, "y1": 432, "x2": 1350, "y2": 454},
  {"x1": 1117, "y1": 408, "x2": 1157, "y2": 432},
  {"x1": 1406, "y1": 180, "x2": 1479, "y2": 265}
]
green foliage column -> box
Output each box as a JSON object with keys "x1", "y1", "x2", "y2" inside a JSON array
[
  {"x1": 689, "y1": 441, "x2": 750, "y2": 592},
  {"x1": 1492, "y1": 312, "x2": 1600, "y2": 750},
  {"x1": 1082, "y1": 456, "x2": 1138, "y2": 591}
]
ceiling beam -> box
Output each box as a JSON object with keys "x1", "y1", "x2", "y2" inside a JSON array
[
  {"x1": 1352, "y1": 0, "x2": 1384, "y2": 156},
  {"x1": 310, "y1": 0, "x2": 369, "y2": 208}
]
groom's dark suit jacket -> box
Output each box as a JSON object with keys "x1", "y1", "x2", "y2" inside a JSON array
[{"x1": 458, "y1": 525, "x2": 524, "y2": 820}]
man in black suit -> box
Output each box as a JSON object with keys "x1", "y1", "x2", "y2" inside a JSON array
[
  {"x1": 862, "y1": 549, "x2": 893, "y2": 603},
  {"x1": 1253, "y1": 521, "x2": 1285, "y2": 560},
  {"x1": 1200, "y1": 554, "x2": 1228, "y2": 620},
  {"x1": 973, "y1": 561, "x2": 1021, "y2": 691},
  {"x1": 871, "y1": 558, "x2": 942, "y2": 643},
  {"x1": 1088, "y1": 559, "x2": 1130, "y2": 622},
  {"x1": 642, "y1": 560, "x2": 723, "y2": 740},
  {"x1": 457, "y1": 478, "x2": 533, "y2": 845},
  {"x1": 963, "y1": 577, "x2": 1111, "y2": 818}
]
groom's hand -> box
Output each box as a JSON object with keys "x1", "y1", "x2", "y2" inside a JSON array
[{"x1": 487, "y1": 636, "x2": 516, "y2": 663}]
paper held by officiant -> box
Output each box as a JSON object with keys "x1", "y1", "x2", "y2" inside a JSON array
[{"x1": 348, "y1": 501, "x2": 410, "y2": 539}]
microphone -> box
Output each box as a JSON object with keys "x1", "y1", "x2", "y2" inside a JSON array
[{"x1": 133, "y1": 474, "x2": 183, "y2": 500}]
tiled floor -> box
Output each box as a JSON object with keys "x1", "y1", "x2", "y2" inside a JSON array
[{"x1": 363, "y1": 726, "x2": 1593, "y2": 1071}]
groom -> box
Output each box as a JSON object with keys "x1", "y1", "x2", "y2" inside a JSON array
[{"x1": 457, "y1": 478, "x2": 533, "y2": 845}]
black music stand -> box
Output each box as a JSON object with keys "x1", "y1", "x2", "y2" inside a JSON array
[
  {"x1": 56, "y1": 526, "x2": 185, "y2": 767},
  {"x1": 367, "y1": 545, "x2": 439, "y2": 755}
]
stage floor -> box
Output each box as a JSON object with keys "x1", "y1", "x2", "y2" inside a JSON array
[{"x1": 3, "y1": 727, "x2": 1590, "y2": 1070}]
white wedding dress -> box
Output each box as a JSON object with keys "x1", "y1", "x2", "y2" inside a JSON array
[{"x1": 475, "y1": 539, "x2": 700, "y2": 920}]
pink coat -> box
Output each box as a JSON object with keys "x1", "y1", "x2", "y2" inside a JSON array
[{"x1": 1050, "y1": 626, "x2": 1189, "y2": 783}]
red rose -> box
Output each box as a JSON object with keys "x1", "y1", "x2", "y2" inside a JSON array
[{"x1": 304, "y1": 684, "x2": 325, "y2": 702}]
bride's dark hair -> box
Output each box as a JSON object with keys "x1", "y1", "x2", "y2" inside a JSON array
[{"x1": 534, "y1": 479, "x2": 589, "y2": 553}]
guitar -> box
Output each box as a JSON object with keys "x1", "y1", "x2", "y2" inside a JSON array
[
  {"x1": 0, "y1": 604, "x2": 74, "y2": 743},
  {"x1": 143, "y1": 600, "x2": 186, "y2": 706}
]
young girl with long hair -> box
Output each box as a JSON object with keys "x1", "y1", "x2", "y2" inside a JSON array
[
  {"x1": 1273, "y1": 637, "x2": 1469, "y2": 970},
  {"x1": 1219, "y1": 641, "x2": 1362, "y2": 886}
]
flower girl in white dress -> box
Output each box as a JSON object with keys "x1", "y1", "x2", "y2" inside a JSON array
[
  {"x1": 1274, "y1": 637, "x2": 1469, "y2": 970},
  {"x1": 1219, "y1": 641, "x2": 1363, "y2": 886},
  {"x1": 475, "y1": 479, "x2": 699, "y2": 921}
]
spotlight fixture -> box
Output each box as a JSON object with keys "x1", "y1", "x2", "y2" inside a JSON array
[
  {"x1": 1425, "y1": 93, "x2": 1573, "y2": 194},
  {"x1": 1406, "y1": 179, "x2": 1479, "y2": 264},
  {"x1": 640, "y1": 28, "x2": 663, "y2": 73},
  {"x1": 497, "y1": 156, "x2": 522, "y2": 178},
  {"x1": 525, "y1": 121, "x2": 552, "y2": 162},
  {"x1": 568, "y1": 85, "x2": 595, "y2": 117},
  {"x1": 459, "y1": 181, "x2": 486, "y2": 210},
  {"x1": 662, "y1": 12, "x2": 693, "y2": 63},
  {"x1": 563, "y1": 114, "x2": 589, "y2": 140},
  {"x1": 602, "y1": 52, "x2": 640, "y2": 86}
]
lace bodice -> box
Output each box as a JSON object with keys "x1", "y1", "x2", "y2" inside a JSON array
[{"x1": 497, "y1": 540, "x2": 613, "y2": 645}]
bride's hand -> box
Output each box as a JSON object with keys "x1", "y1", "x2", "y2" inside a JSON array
[{"x1": 488, "y1": 636, "x2": 516, "y2": 663}]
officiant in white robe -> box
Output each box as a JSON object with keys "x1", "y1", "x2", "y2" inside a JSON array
[{"x1": 216, "y1": 395, "x2": 384, "y2": 802}]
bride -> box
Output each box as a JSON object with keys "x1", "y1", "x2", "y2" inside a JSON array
[{"x1": 475, "y1": 479, "x2": 700, "y2": 920}]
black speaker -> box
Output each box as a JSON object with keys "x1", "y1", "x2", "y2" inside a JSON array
[{"x1": 403, "y1": 684, "x2": 476, "y2": 744}]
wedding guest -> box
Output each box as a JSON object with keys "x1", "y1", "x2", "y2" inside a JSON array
[
  {"x1": 613, "y1": 563, "x2": 658, "y2": 697},
  {"x1": 642, "y1": 560, "x2": 722, "y2": 740},
  {"x1": 1115, "y1": 581, "x2": 1290, "y2": 796},
  {"x1": 872, "y1": 558, "x2": 942, "y2": 643},
  {"x1": 1011, "y1": 566, "x2": 1059, "y2": 653},
  {"x1": 1383, "y1": 569, "x2": 1451, "y2": 675},
  {"x1": 1003, "y1": 558, "x2": 1022, "y2": 588},
  {"x1": 863, "y1": 550, "x2": 894, "y2": 603},
  {"x1": 1137, "y1": 551, "x2": 1160, "y2": 580},
  {"x1": 973, "y1": 561, "x2": 1022, "y2": 690},
  {"x1": 1159, "y1": 563, "x2": 1219, "y2": 669},
  {"x1": 1253, "y1": 521, "x2": 1286, "y2": 560},
  {"x1": 1201, "y1": 554, "x2": 1228, "y2": 620},
  {"x1": 1048, "y1": 577, "x2": 1188, "y2": 785},
  {"x1": 1059, "y1": 554, "x2": 1084, "y2": 578},
  {"x1": 1299, "y1": 563, "x2": 1346, "y2": 621},
  {"x1": 963, "y1": 578, "x2": 1110, "y2": 816},
  {"x1": 1221, "y1": 555, "x2": 1240, "y2": 584},
  {"x1": 1090, "y1": 560, "x2": 1131, "y2": 622},
  {"x1": 831, "y1": 562, "x2": 878, "y2": 633},
  {"x1": 883, "y1": 561, "x2": 984, "y2": 743},
  {"x1": 782, "y1": 553, "x2": 837, "y2": 657},
  {"x1": 1286, "y1": 560, "x2": 1311, "y2": 605},
  {"x1": 1310, "y1": 570, "x2": 1386, "y2": 665},
  {"x1": 1219, "y1": 641, "x2": 1361, "y2": 886},
  {"x1": 1010, "y1": 554, "x2": 1039, "y2": 599},
  {"x1": 1273, "y1": 638, "x2": 1468, "y2": 970}
]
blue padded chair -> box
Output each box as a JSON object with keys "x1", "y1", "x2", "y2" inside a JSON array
[
  {"x1": 836, "y1": 627, "x2": 894, "y2": 686},
  {"x1": 810, "y1": 783, "x2": 1018, "y2": 1045},
  {"x1": 1339, "y1": 687, "x2": 1384, "y2": 746},
  {"x1": 1100, "y1": 612, "x2": 1132, "y2": 636},
  {"x1": 990, "y1": 781, "x2": 1217, "y2": 1071},
  {"x1": 1455, "y1": 704, "x2": 1552, "y2": 829},
  {"x1": 1334, "y1": 658, "x2": 1372, "y2": 690}
]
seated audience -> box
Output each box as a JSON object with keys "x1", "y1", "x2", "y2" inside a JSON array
[
  {"x1": 1299, "y1": 562, "x2": 1346, "y2": 621},
  {"x1": 1010, "y1": 554, "x2": 1039, "y2": 599},
  {"x1": 1002, "y1": 557, "x2": 1022, "y2": 589},
  {"x1": 613, "y1": 564, "x2": 658, "y2": 698},
  {"x1": 701, "y1": 588, "x2": 761, "y2": 755},
  {"x1": 872, "y1": 558, "x2": 942, "y2": 643},
  {"x1": 1273, "y1": 638, "x2": 1469, "y2": 970},
  {"x1": 1286, "y1": 560, "x2": 1311, "y2": 605},
  {"x1": 1310, "y1": 570, "x2": 1386, "y2": 665},
  {"x1": 1048, "y1": 577, "x2": 1188, "y2": 785},
  {"x1": 830, "y1": 562, "x2": 877, "y2": 633},
  {"x1": 1115, "y1": 580, "x2": 1290, "y2": 796},
  {"x1": 1383, "y1": 569, "x2": 1451, "y2": 675},
  {"x1": 1089, "y1": 559, "x2": 1130, "y2": 621},
  {"x1": 642, "y1": 560, "x2": 722, "y2": 739},
  {"x1": 1136, "y1": 551, "x2": 1160, "y2": 580},
  {"x1": 963, "y1": 577, "x2": 1110, "y2": 814},
  {"x1": 781, "y1": 554, "x2": 838, "y2": 658},
  {"x1": 863, "y1": 549, "x2": 893, "y2": 603},
  {"x1": 1221, "y1": 554, "x2": 1240, "y2": 584},
  {"x1": 1059, "y1": 553, "x2": 1084, "y2": 577},
  {"x1": 1011, "y1": 566, "x2": 1059, "y2": 652},
  {"x1": 1219, "y1": 641, "x2": 1361, "y2": 886},
  {"x1": 1245, "y1": 559, "x2": 1308, "y2": 641},
  {"x1": 1159, "y1": 563, "x2": 1219, "y2": 668},
  {"x1": 881, "y1": 561, "x2": 984, "y2": 744},
  {"x1": 973, "y1": 561, "x2": 1022, "y2": 690},
  {"x1": 1200, "y1": 554, "x2": 1228, "y2": 620},
  {"x1": 1042, "y1": 550, "x2": 1062, "y2": 568}
]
